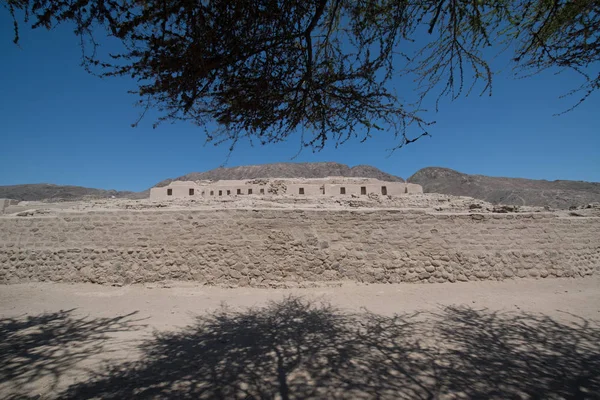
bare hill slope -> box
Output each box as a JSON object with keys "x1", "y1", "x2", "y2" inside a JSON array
[
  {"x1": 408, "y1": 167, "x2": 600, "y2": 209},
  {"x1": 154, "y1": 162, "x2": 404, "y2": 187},
  {"x1": 0, "y1": 184, "x2": 143, "y2": 202},
  {"x1": 5, "y1": 165, "x2": 599, "y2": 208},
  {"x1": 1, "y1": 163, "x2": 402, "y2": 202}
]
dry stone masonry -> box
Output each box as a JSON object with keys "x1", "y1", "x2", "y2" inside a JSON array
[{"x1": 1, "y1": 208, "x2": 598, "y2": 286}]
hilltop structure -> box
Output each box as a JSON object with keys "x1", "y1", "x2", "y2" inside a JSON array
[
  {"x1": 149, "y1": 177, "x2": 423, "y2": 200},
  {"x1": 0, "y1": 199, "x2": 19, "y2": 214}
]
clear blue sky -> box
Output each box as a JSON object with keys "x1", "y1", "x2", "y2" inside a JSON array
[{"x1": 1, "y1": 13, "x2": 598, "y2": 192}]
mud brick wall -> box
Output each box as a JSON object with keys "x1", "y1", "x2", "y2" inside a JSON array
[{"x1": 1, "y1": 210, "x2": 598, "y2": 286}]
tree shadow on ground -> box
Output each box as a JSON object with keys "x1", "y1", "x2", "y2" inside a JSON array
[
  {"x1": 0, "y1": 309, "x2": 143, "y2": 398},
  {"x1": 61, "y1": 296, "x2": 600, "y2": 399}
]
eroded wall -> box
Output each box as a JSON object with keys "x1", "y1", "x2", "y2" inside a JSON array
[
  {"x1": 0, "y1": 199, "x2": 19, "y2": 214},
  {"x1": 1, "y1": 210, "x2": 598, "y2": 286},
  {"x1": 405, "y1": 183, "x2": 424, "y2": 194},
  {"x1": 149, "y1": 181, "x2": 415, "y2": 200}
]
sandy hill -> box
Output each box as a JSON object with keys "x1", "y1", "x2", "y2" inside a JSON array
[
  {"x1": 0, "y1": 163, "x2": 402, "y2": 202},
  {"x1": 408, "y1": 167, "x2": 600, "y2": 209},
  {"x1": 3, "y1": 164, "x2": 599, "y2": 209},
  {"x1": 0, "y1": 184, "x2": 143, "y2": 202},
  {"x1": 153, "y1": 162, "x2": 404, "y2": 187}
]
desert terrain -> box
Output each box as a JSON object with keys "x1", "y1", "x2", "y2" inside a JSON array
[
  {"x1": 1, "y1": 277, "x2": 599, "y2": 399},
  {"x1": 1, "y1": 172, "x2": 599, "y2": 398},
  {"x1": 4, "y1": 189, "x2": 598, "y2": 216},
  {"x1": 3, "y1": 162, "x2": 600, "y2": 209}
]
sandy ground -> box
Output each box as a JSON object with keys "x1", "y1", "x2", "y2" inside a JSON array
[
  {"x1": 1, "y1": 277, "x2": 599, "y2": 399},
  {"x1": 3, "y1": 277, "x2": 599, "y2": 321},
  {"x1": 3, "y1": 193, "x2": 545, "y2": 214},
  {"x1": 6, "y1": 194, "x2": 599, "y2": 222}
]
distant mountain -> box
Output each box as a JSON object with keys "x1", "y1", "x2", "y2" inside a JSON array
[
  {"x1": 408, "y1": 167, "x2": 600, "y2": 209},
  {"x1": 154, "y1": 162, "x2": 404, "y2": 187},
  {"x1": 6, "y1": 165, "x2": 597, "y2": 208},
  {"x1": 0, "y1": 184, "x2": 145, "y2": 202},
  {"x1": 0, "y1": 163, "x2": 403, "y2": 202}
]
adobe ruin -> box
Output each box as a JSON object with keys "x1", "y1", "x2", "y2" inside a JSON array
[{"x1": 149, "y1": 177, "x2": 423, "y2": 201}]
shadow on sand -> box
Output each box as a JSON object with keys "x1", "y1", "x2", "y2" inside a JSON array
[
  {"x1": 52, "y1": 296, "x2": 600, "y2": 399},
  {"x1": 0, "y1": 309, "x2": 143, "y2": 399}
]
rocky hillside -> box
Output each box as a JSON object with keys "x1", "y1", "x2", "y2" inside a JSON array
[
  {"x1": 0, "y1": 184, "x2": 144, "y2": 202},
  {"x1": 1, "y1": 163, "x2": 402, "y2": 202},
  {"x1": 154, "y1": 162, "x2": 404, "y2": 187},
  {"x1": 5, "y1": 164, "x2": 599, "y2": 208},
  {"x1": 408, "y1": 167, "x2": 600, "y2": 209}
]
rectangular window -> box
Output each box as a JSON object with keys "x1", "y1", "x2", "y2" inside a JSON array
[
  {"x1": 237, "y1": 189, "x2": 242, "y2": 195},
  {"x1": 189, "y1": 188, "x2": 194, "y2": 195},
  {"x1": 381, "y1": 186, "x2": 387, "y2": 195},
  {"x1": 218, "y1": 190, "x2": 222, "y2": 196},
  {"x1": 340, "y1": 187, "x2": 346, "y2": 195},
  {"x1": 361, "y1": 186, "x2": 366, "y2": 195},
  {"x1": 248, "y1": 189, "x2": 253, "y2": 194},
  {"x1": 167, "y1": 189, "x2": 172, "y2": 196},
  {"x1": 299, "y1": 188, "x2": 304, "y2": 195},
  {"x1": 210, "y1": 190, "x2": 214, "y2": 196},
  {"x1": 260, "y1": 188, "x2": 265, "y2": 194},
  {"x1": 227, "y1": 190, "x2": 231, "y2": 195}
]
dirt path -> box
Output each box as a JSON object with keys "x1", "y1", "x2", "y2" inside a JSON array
[{"x1": 2, "y1": 278, "x2": 599, "y2": 398}]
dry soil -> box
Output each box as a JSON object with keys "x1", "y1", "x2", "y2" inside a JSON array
[{"x1": 1, "y1": 277, "x2": 599, "y2": 398}]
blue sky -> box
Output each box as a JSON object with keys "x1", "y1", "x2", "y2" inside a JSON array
[{"x1": 1, "y1": 13, "x2": 598, "y2": 192}]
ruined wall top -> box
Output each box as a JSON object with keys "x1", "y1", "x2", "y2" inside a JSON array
[{"x1": 150, "y1": 177, "x2": 423, "y2": 200}]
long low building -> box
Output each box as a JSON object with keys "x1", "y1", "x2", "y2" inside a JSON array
[{"x1": 150, "y1": 178, "x2": 423, "y2": 201}]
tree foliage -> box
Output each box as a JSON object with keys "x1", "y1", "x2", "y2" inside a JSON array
[{"x1": 3, "y1": 0, "x2": 599, "y2": 150}]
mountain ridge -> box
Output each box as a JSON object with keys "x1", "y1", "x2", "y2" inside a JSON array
[
  {"x1": 2, "y1": 163, "x2": 599, "y2": 209},
  {"x1": 0, "y1": 183, "x2": 145, "y2": 202},
  {"x1": 408, "y1": 167, "x2": 600, "y2": 209},
  {"x1": 153, "y1": 162, "x2": 404, "y2": 187}
]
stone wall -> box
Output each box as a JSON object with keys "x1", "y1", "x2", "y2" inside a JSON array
[
  {"x1": 0, "y1": 199, "x2": 20, "y2": 214},
  {"x1": 149, "y1": 180, "x2": 419, "y2": 200},
  {"x1": 1, "y1": 210, "x2": 598, "y2": 286}
]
